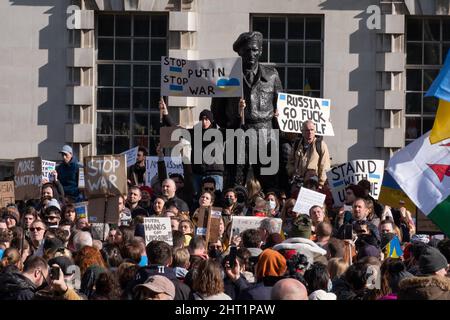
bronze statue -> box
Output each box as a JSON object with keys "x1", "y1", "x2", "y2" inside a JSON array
[{"x1": 211, "y1": 31, "x2": 283, "y2": 190}]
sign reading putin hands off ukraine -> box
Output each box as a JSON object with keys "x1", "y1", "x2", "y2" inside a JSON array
[
  {"x1": 161, "y1": 56, "x2": 243, "y2": 97},
  {"x1": 277, "y1": 93, "x2": 334, "y2": 136}
]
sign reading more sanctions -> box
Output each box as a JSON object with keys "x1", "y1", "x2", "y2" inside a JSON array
[
  {"x1": 326, "y1": 159, "x2": 384, "y2": 206},
  {"x1": 277, "y1": 93, "x2": 334, "y2": 136},
  {"x1": 143, "y1": 217, "x2": 173, "y2": 245},
  {"x1": 14, "y1": 157, "x2": 42, "y2": 201},
  {"x1": 230, "y1": 216, "x2": 282, "y2": 240},
  {"x1": 161, "y1": 56, "x2": 243, "y2": 97}
]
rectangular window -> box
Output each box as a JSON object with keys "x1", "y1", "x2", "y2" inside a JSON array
[
  {"x1": 96, "y1": 13, "x2": 168, "y2": 155},
  {"x1": 405, "y1": 17, "x2": 447, "y2": 145},
  {"x1": 251, "y1": 15, "x2": 324, "y2": 97}
]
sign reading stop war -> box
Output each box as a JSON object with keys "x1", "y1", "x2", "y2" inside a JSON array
[
  {"x1": 84, "y1": 155, "x2": 127, "y2": 198},
  {"x1": 161, "y1": 56, "x2": 243, "y2": 97},
  {"x1": 326, "y1": 159, "x2": 385, "y2": 206},
  {"x1": 277, "y1": 92, "x2": 334, "y2": 136},
  {"x1": 14, "y1": 157, "x2": 42, "y2": 200},
  {"x1": 143, "y1": 217, "x2": 173, "y2": 245}
]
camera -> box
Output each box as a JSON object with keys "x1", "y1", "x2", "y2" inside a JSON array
[
  {"x1": 50, "y1": 266, "x2": 60, "y2": 280},
  {"x1": 290, "y1": 175, "x2": 304, "y2": 188}
]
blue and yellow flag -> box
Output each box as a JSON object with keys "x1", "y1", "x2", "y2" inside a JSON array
[
  {"x1": 425, "y1": 51, "x2": 450, "y2": 144},
  {"x1": 384, "y1": 236, "x2": 403, "y2": 258}
]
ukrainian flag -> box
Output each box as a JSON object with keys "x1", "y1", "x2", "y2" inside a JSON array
[
  {"x1": 425, "y1": 51, "x2": 450, "y2": 144},
  {"x1": 384, "y1": 236, "x2": 403, "y2": 258},
  {"x1": 378, "y1": 170, "x2": 416, "y2": 213}
]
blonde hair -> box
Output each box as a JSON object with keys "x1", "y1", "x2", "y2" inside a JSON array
[
  {"x1": 173, "y1": 248, "x2": 190, "y2": 268},
  {"x1": 327, "y1": 258, "x2": 348, "y2": 280},
  {"x1": 246, "y1": 178, "x2": 262, "y2": 200}
]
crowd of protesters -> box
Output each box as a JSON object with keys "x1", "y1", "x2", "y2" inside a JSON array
[{"x1": 0, "y1": 115, "x2": 449, "y2": 301}]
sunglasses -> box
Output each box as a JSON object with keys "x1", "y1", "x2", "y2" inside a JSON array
[
  {"x1": 203, "y1": 187, "x2": 215, "y2": 191},
  {"x1": 30, "y1": 227, "x2": 44, "y2": 232}
]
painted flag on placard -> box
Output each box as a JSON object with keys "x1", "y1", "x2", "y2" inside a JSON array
[
  {"x1": 387, "y1": 132, "x2": 450, "y2": 236},
  {"x1": 384, "y1": 236, "x2": 403, "y2": 258}
]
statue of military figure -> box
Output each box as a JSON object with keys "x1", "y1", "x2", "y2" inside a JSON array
[{"x1": 211, "y1": 31, "x2": 283, "y2": 190}]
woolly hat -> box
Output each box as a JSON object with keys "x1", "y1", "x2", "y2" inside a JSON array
[
  {"x1": 255, "y1": 249, "x2": 287, "y2": 281},
  {"x1": 309, "y1": 290, "x2": 337, "y2": 300},
  {"x1": 288, "y1": 214, "x2": 312, "y2": 239},
  {"x1": 3, "y1": 208, "x2": 20, "y2": 223},
  {"x1": 199, "y1": 109, "x2": 214, "y2": 122},
  {"x1": 419, "y1": 246, "x2": 448, "y2": 275}
]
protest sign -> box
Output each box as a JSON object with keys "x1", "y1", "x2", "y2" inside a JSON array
[
  {"x1": 145, "y1": 156, "x2": 183, "y2": 186},
  {"x1": 121, "y1": 147, "x2": 139, "y2": 167},
  {"x1": 143, "y1": 217, "x2": 173, "y2": 245},
  {"x1": 209, "y1": 207, "x2": 222, "y2": 244},
  {"x1": 0, "y1": 181, "x2": 15, "y2": 207},
  {"x1": 195, "y1": 206, "x2": 210, "y2": 238},
  {"x1": 293, "y1": 187, "x2": 326, "y2": 215},
  {"x1": 74, "y1": 202, "x2": 88, "y2": 219},
  {"x1": 87, "y1": 196, "x2": 120, "y2": 224},
  {"x1": 160, "y1": 127, "x2": 181, "y2": 148},
  {"x1": 78, "y1": 167, "x2": 85, "y2": 189},
  {"x1": 416, "y1": 209, "x2": 442, "y2": 234},
  {"x1": 277, "y1": 92, "x2": 334, "y2": 136},
  {"x1": 14, "y1": 157, "x2": 42, "y2": 200},
  {"x1": 161, "y1": 56, "x2": 243, "y2": 97},
  {"x1": 41, "y1": 160, "x2": 56, "y2": 182},
  {"x1": 84, "y1": 155, "x2": 127, "y2": 198},
  {"x1": 326, "y1": 159, "x2": 384, "y2": 206},
  {"x1": 230, "y1": 216, "x2": 282, "y2": 240}
]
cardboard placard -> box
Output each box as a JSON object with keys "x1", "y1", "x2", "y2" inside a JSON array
[
  {"x1": 14, "y1": 157, "x2": 42, "y2": 201},
  {"x1": 74, "y1": 202, "x2": 88, "y2": 219},
  {"x1": 159, "y1": 127, "x2": 181, "y2": 148},
  {"x1": 87, "y1": 196, "x2": 120, "y2": 224},
  {"x1": 143, "y1": 217, "x2": 173, "y2": 245},
  {"x1": 78, "y1": 167, "x2": 85, "y2": 189},
  {"x1": 277, "y1": 92, "x2": 334, "y2": 136},
  {"x1": 230, "y1": 216, "x2": 282, "y2": 240},
  {"x1": 195, "y1": 206, "x2": 210, "y2": 238},
  {"x1": 0, "y1": 181, "x2": 15, "y2": 208},
  {"x1": 208, "y1": 207, "x2": 223, "y2": 244},
  {"x1": 293, "y1": 187, "x2": 326, "y2": 215},
  {"x1": 161, "y1": 56, "x2": 243, "y2": 97},
  {"x1": 326, "y1": 159, "x2": 384, "y2": 206},
  {"x1": 84, "y1": 155, "x2": 127, "y2": 198},
  {"x1": 121, "y1": 147, "x2": 139, "y2": 167},
  {"x1": 416, "y1": 208, "x2": 441, "y2": 234}
]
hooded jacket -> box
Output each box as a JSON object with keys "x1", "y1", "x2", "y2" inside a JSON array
[
  {"x1": 56, "y1": 155, "x2": 80, "y2": 198},
  {"x1": 0, "y1": 267, "x2": 37, "y2": 300},
  {"x1": 398, "y1": 275, "x2": 450, "y2": 300}
]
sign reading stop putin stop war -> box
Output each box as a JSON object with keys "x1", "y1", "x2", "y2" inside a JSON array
[
  {"x1": 84, "y1": 155, "x2": 127, "y2": 198},
  {"x1": 161, "y1": 56, "x2": 243, "y2": 97},
  {"x1": 277, "y1": 93, "x2": 334, "y2": 136},
  {"x1": 327, "y1": 159, "x2": 385, "y2": 206}
]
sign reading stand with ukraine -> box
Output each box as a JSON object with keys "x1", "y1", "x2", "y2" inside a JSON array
[
  {"x1": 160, "y1": 56, "x2": 243, "y2": 97},
  {"x1": 276, "y1": 92, "x2": 334, "y2": 136}
]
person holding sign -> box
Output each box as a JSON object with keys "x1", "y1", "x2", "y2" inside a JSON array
[
  {"x1": 127, "y1": 146, "x2": 148, "y2": 187},
  {"x1": 287, "y1": 120, "x2": 331, "y2": 189},
  {"x1": 211, "y1": 31, "x2": 283, "y2": 191}
]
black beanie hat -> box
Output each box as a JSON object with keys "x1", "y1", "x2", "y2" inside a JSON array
[
  {"x1": 199, "y1": 109, "x2": 214, "y2": 122},
  {"x1": 419, "y1": 246, "x2": 448, "y2": 275}
]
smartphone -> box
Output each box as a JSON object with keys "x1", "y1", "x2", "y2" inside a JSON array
[
  {"x1": 229, "y1": 246, "x2": 237, "y2": 269},
  {"x1": 344, "y1": 224, "x2": 353, "y2": 240},
  {"x1": 50, "y1": 266, "x2": 60, "y2": 280}
]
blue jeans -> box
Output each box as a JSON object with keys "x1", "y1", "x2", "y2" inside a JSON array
[{"x1": 193, "y1": 174, "x2": 223, "y2": 194}]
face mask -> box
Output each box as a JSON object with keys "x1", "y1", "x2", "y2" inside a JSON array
[
  {"x1": 224, "y1": 198, "x2": 234, "y2": 207},
  {"x1": 268, "y1": 200, "x2": 276, "y2": 210}
]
